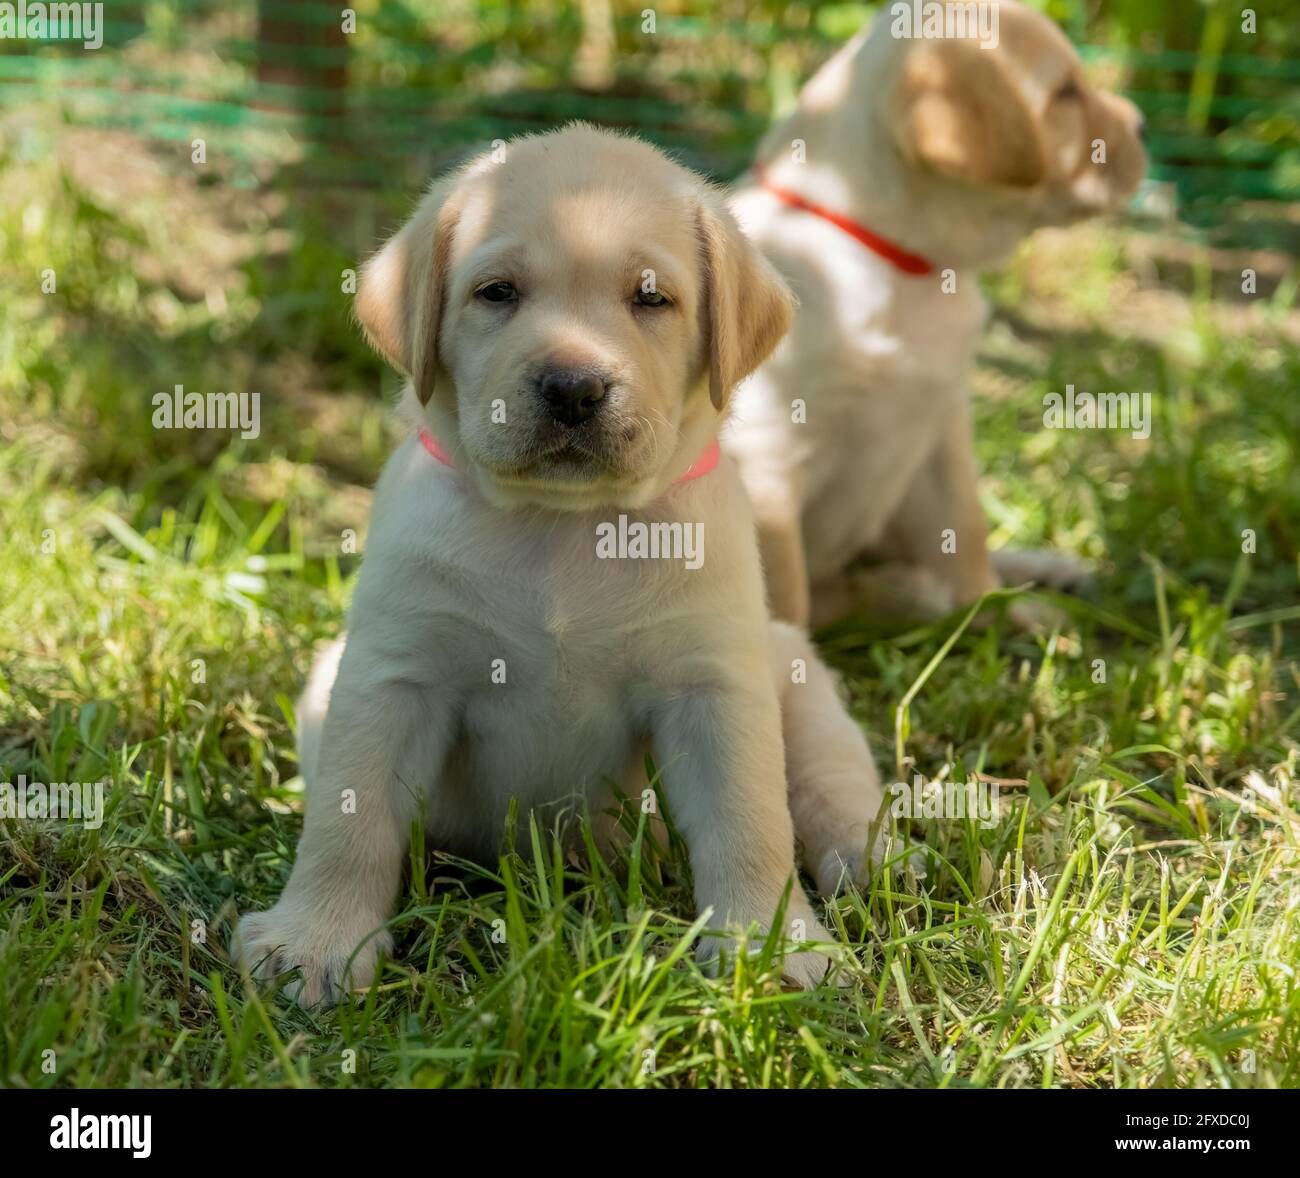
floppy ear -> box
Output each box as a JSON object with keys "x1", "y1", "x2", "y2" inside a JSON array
[
  {"x1": 893, "y1": 40, "x2": 1045, "y2": 189},
  {"x1": 354, "y1": 176, "x2": 463, "y2": 404},
  {"x1": 696, "y1": 190, "x2": 795, "y2": 411}
]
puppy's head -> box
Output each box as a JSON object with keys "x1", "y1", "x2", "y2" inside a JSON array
[
  {"x1": 356, "y1": 124, "x2": 793, "y2": 510},
  {"x1": 883, "y1": 1, "x2": 1146, "y2": 237}
]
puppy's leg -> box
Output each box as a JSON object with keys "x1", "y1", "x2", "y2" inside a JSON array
[
  {"x1": 755, "y1": 504, "x2": 811, "y2": 628},
  {"x1": 651, "y1": 671, "x2": 835, "y2": 989},
  {"x1": 747, "y1": 480, "x2": 811, "y2": 628},
  {"x1": 233, "y1": 641, "x2": 453, "y2": 1005},
  {"x1": 805, "y1": 403, "x2": 1000, "y2": 629},
  {"x1": 769, "y1": 622, "x2": 884, "y2": 894},
  {"x1": 991, "y1": 548, "x2": 1094, "y2": 596},
  {"x1": 877, "y1": 398, "x2": 1001, "y2": 609},
  {"x1": 865, "y1": 402, "x2": 1088, "y2": 631},
  {"x1": 296, "y1": 635, "x2": 346, "y2": 787},
  {"x1": 808, "y1": 562, "x2": 958, "y2": 629},
  {"x1": 989, "y1": 548, "x2": 1093, "y2": 631}
]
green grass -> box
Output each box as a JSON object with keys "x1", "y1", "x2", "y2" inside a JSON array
[{"x1": 2, "y1": 128, "x2": 1298, "y2": 1089}]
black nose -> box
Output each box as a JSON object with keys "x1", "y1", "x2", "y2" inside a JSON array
[{"x1": 538, "y1": 367, "x2": 607, "y2": 427}]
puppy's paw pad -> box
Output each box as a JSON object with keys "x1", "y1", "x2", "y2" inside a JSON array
[{"x1": 232, "y1": 906, "x2": 390, "y2": 1008}]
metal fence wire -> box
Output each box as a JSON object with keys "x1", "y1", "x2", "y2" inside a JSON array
[{"x1": 2, "y1": 0, "x2": 1297, "y2": 222}]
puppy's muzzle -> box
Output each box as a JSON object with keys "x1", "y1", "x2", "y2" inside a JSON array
[{"x1": 538, "y1": 366, "x2": 608, "y2": 427}]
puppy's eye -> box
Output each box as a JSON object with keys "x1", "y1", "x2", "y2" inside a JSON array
[
  {"x1": 1054, "y1": 79, "x2": 1081, "y2": 102},
  {"x1": 476, "y1": 281, "x2": 517, "y2": 303},
  {"x1": 634, "y1": 289, "x2": 670, "y2": 308}
]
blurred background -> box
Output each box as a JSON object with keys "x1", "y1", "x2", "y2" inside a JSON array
[{"x1": 4, "y1": 0, "x2": 1297, "y2": 205}]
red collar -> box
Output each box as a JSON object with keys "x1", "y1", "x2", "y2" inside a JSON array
[
  {"x1": 417, "y1": 429, "x2": 720, "y2": 485},
  {"x1": 752, "y1": 165, "x2": 933, "y2": 276}
]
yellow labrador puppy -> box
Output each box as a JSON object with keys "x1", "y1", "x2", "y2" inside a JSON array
[
  {"x1": 233, "y1": 125, "x2": 883, "y2": 1004},
  {"x1": 726, "y1": 0, "x2": 1147, "y2": 628}
]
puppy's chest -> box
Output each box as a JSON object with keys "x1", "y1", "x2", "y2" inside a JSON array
[
  {"x1": 469, "y1": 516, "x2": 697, "y2": 633},
  {"x1": 451, "y1": 538, "x2": 652, "y2": 790},
  {"x1": 889, "y1": 289, "x2": 986, "y2": 377},
  {"x1": 790, "y1": 285, "x2": 985, "y2": 572},
  {"x1": 447, "y1": 636, "x2": 641, "y2": 830},
  {"x1": 400, "y1": 484, "x2": 741, "y2": 764},
  {"x1": 443, "y1": 512, "x2": 696, "y2": 692},
  {"x1": 459, "y1": 639, "x2": 632, "y2": 761}
]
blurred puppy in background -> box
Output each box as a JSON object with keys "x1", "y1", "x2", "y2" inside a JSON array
[
  {"x1": 726, "y1": 0, "x2": 1147, "y2": 629},
  {"x1": 233, "y1": 125, "x2": 883, "y2": 1005}
]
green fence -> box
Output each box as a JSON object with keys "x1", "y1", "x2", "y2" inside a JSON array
[{"x1": 2, "y1": 1, "x2": 1297, "y2": 220}]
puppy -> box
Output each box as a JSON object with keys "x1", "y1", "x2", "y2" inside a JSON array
[
  {"x1": 725, "y1": 0, "x2": 1147, "y2": 629},
  {"x1": 234, "y1": 125, "x2": 883, "y2": 1004}
]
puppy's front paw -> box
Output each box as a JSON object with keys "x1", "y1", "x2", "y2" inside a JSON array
[
  {"x1": 695, "y1": 934, "x2": 836, "y2": 990},
  {"x1": 695, "y1": 893, "x2": 842, "y2": 990},
  {"x1": 813, "y1": 846, "x2": 869, "y2": 897},
  {"x1": 232, "y1": 903, "x2": 391, "y2": 1007},
  {"x1": 807, "y1": 814, "x2": 887, "y2": 897},
  {"x1": 781, "y1": 896, "x2": 846, "y2": 989},
  {"x1": 780, "y1": 943, "x2": 840, "y2": 990}
]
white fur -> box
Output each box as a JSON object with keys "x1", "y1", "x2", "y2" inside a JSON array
[
  {"x1": 233, "y1": 127, "x2": 883, "y2": 1005},
  {"x1": 724, "y1": 0, "x2": 1144, "y2": 628}
]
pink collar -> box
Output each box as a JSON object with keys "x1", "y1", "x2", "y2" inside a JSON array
[
  {"x1": 417, "y1": 428, "x2": 720, "y2": 485},
  {"x1": 752, "y1": 165, "x2": 933, "y2": 276}
]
